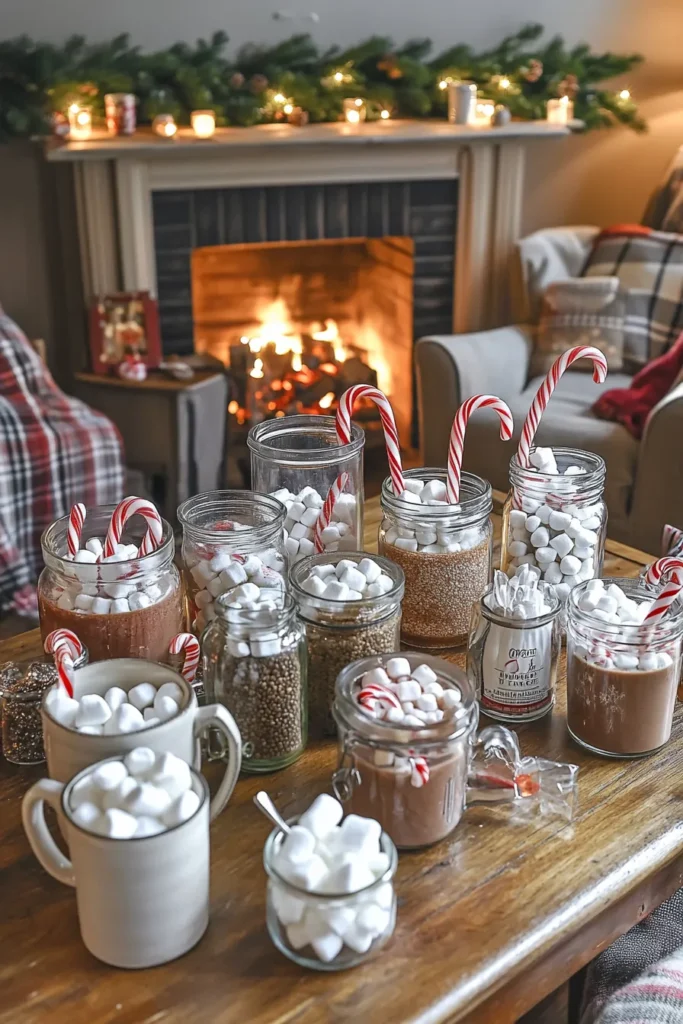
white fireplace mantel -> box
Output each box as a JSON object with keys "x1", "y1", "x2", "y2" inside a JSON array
[{"x1": 47, "y1": 119, "x2": 570, "y2": 333}]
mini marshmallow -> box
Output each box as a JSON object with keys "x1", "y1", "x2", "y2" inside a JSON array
[
  {"x1": 74, "y1": 593, "x2": 94, "y2": 612},
  {"x1": 508, "y1": 510, "x2": 527, "y2": 529},
  {"x1": 508, "y1": 541, "x2": 527, "y2": 557},
  {"x1": 100, "y1": 808, "x2": 139, "y2": 839},
  {"x1": 153, "y1": 694, "x2": 179, "y2": 722},
  {"x1": 550, "y1": 533, "x2": 574, "y2": 558},
  {"x1": 411, "y1": 663, "x2": 437, "y2": 688},
  {"x1": 323, "y1": 580, "x2": 349, "y2": 601},
  {"x1": 134, "y1": 816, "x2": 166, "y2": 837},
  {"x1": 544, "y1": 563, "x2": 563, "y2": 585},
  {"x1": 416, "y1": 693, "x2": 438, "y2": 712},
  {"x1": 90, "y1": 760, "x2": 129, "y2": 792},
  {"x1": 123, "y1": 782, "x2": 173, "y2": 818},
  {"x1": 535, "y1": 546, "x2": 557, "y2": 564},
  {"x1": 127, "y1": 682, "x2": 158, "y2": 711},
  {"x1": 46, "y1": 689, "x2": 79, "y2": 728},
  {"x1": 386, "y1": 657, "x2": 411, "y2": 680},
  {"x1": 156, "y1": 681, "x2": 183, "y2": 705},
  {"x1": 396, "y1": 679, "x2": 421, "y2": 702},
  {"x1": 104, "y1": 703, "x2": 145, "y2": 734},
  {"x1": 559, "y1": 554, "x2": 581, "y2": 577},
  {"x1": 101, "y1": 775, "x2": 138, "y2": 811},
  {"x1": 72, "y1": 802, "x2": 103, "y2": 830},
  {"x1": 74, "y1": 549, "x2": 98, "y2": 564},
  {"x1": 74, "y1": 693, "x2": 111, "y2": 729},
  {"x1": 219, "y1": 563, "x2": 248, "y2": 590},
  {"x1": 525, "y1": 515, "x2": 541, "y2": 534},
  {"x1": 129, "y1": 592, "x2": 152, "y2": 611},
  {"x1": 148, "y1": 752, "x2": 192, "y2": 800},
  {"x1": 339, "y1": 567, "x2": 367, "y2": 592},
  {"x1": 362, "y1": 667, "x2": 392, "y2": 689},
  {"x1": 124, "y1": 746, "x2": 157, "y2": 776},
  {"x1": 548, "y1": 510, "x2": 573, "y2": 532},
  {"x1": 393, "y1": 537, "x2": 418, "y2": 551},
  {"x1": 530, "y1": 527, "x2": 550, "y2": 548}
]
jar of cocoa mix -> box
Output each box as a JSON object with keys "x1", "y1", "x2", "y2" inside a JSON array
[
  {"x1": 501, "y1": 447, "x2": 607, "y2": 602},
  {"x1": 378, "y1": 468, "x2": 492, "y2": 648},
  {"x1": 177, "y1": 490, "x2": 287, "y2": 636},
  {"x1": 290, "y1": 552, "x2": 404, "y2": 738},
  {"x1": 248, "y1": 416, "x2": 365, "y2": 563},
  {"x1": 566, "y1": 577, "x2": 683, "y2": 758},
  {"x1": 38, "y1": 506, "x2": 183, "y2": 663}
]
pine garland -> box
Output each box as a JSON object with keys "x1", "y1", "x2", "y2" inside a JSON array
[{"x1": 0, "y1": 23, "x2": 645, "y2": 143}]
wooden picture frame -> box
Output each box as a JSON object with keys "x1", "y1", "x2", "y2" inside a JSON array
[{"x1": 89, "y1": 291, "x2": 162, "y2": 374}]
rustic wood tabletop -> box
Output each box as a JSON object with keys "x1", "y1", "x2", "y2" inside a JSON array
[{"x1": 1, "y1": 495, "x2": 679, "y2": 1024}]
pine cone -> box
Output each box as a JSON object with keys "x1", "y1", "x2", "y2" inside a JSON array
[
  {"x1": 378, "y1": 53, "x2": 403, "y2": 79},
  {"x1": 522, "y1": 59, "x2": 543, "y2": 83},
  {"x1": 249, "y1": 74, "x2": 269, "y2": 95},
  {"x1": 230, "y1": 71, "x2": 245, "y2": 89},
  {"x1": 558, "y1": 74, "x2": 579, "y2": 99}
]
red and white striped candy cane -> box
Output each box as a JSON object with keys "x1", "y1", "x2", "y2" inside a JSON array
[
  {"x1": 357, "y1": 684, "x2": 401, "y2": 711},
  {"x1": 337, "y1": 385, "x2": 405, "y2": 495},
  {"x1": 44, "y1": 628, "x2": 84, "y2": 698},
  {"x1": 169, "y1": 632, "x2": 200, "y2": 683},
  {"x1": 447, "y1": 395, "x2": 513, "y2": 504},
  {"x1": 104, "y1": 496, "x2": 163, "y2": 558},
  {"x1": 313, "y1": 471, "x2": 349, "y2": 553},
  {"x1": 409, "y1": 756, "x2": 430, "y2": 788},
  {"x1": 517, "y1": 347, "x2": 608, "y2": 469},
  {"x1": 67, "y1": 503, "x2": 86, "y2": 557},
  {"x1": 644, "y1": 557, "x2": 683, "y2": 623}
]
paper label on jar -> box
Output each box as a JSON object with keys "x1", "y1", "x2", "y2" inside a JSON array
[{"x1": 481, "y1": 622, "x2": 553, "y2": 716}]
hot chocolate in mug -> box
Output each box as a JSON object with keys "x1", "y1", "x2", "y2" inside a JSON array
[
  {"x1": 41, "y1": 659, "x2": 241, "y2": 820},
  {"x1": 22, "y1": 758, "x2": 210, "y2": 968}
]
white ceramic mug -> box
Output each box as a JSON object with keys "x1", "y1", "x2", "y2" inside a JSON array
[
  {"x1": 23, "y1": 759, "x2": 210, "y2": 968},
  {"x1": 41, "y1": 659, "x2": 240, "y2": 821}
]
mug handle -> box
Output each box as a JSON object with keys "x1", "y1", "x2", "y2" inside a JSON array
[
  {"x1": 194, "y1": 703, "x2": 242, "y2": 821},
  {"x1": 22, "y1": 779, "x2": 76, "y2": 887}
]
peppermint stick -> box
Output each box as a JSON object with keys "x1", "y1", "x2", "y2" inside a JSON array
[
  {"x1": 447, "y1": 394, "x2": 513, "y2": 504},
  {"x1": 44, "y1": 628, "x2": 84, "y2": 698},
  {"x1": 336, "y1": 385, "x2": 404, "y2": 495},
  {"x1": 517, "y1": 347, "x2": 608, "y2": 468},
  {"x1": 169, "y1": 633, "x2": 201, "y2": 683},
  {"x1": 67, "y1": 503, "x2": 86, "y2": 557},
  {"x1": 104, "y1": 496, "x2": 163, "y2": 558},
  {"x1": 313, "y1": 471, "x2": 349, "y2": 553},
  {"x1": 644, "y1": 557, "x2": 683, "y2": 623}
]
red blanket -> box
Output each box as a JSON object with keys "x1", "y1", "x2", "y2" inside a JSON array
[{"x1": 592, "y1": 331, "x2": 683, "y2": 439}]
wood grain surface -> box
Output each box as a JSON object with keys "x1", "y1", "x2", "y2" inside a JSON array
[{"x1": 2, "y1": 496, "x2": 678, "y2": 1024}]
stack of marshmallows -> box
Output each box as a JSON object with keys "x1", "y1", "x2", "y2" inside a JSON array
[
  {"x1": 188, "y1": 547, "x2": 285, "y2": 633},
  {"x1": 69, "y1": 748, "x2": 199, "y2": 838},
  {"x1": 356, "y1": 657, "x2": 463, "y2": 736},
  {"x1": 271, "y1": 487, "x2": 358, "y2": 562},
  {"x1": 58, "y1": 535, "x2": 170, "y2": 615},
  {"x1": 299, "y1": 557, "x2": 394, "y2": 601},
  {"x1": 506, "y1": 448, "x2": 602, "y2": 597},
  {"x1": 271, "y1": 793, "x2": 393, "y2": 963},
  {"x1": 222, "y1": 588, "x2": 290, "y2": 659},
  {"x1": 383, "y1": 478, "x2": 482, "y2": 553},
  {"x1": 46, "y1": 679, "x2": 184, "y2": 735},
  {"x1": 574, "y1": 579, "x2": 673, "y2": 671}
]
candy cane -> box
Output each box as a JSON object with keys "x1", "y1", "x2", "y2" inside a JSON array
[
  {"x1": 44, "y1": 628, "x2": 84, "y2": 698},
  {"x1": 67, "y1": 503, "x2": 86, "y2": 557},
  {"x1": 169, "y1": 632, "x2": 200, "y2": 683},
  {"x1": 644, "y1": 558, "x2": 683, "y2": 624},
  {"x1": 409, "y1": 756, "x2": 430, "y2": 788},
  {"x1": 313, "y1": 471, "x2": 349, "y2": 553},
  {"x1": 447, "y1": 395, "x2": 513, "y2": 504},
  {"x1": 337, "y1": 385, "x2": 405, "y2": 495},
  {"x1": 517, "y1": 347, "x2": 608, "y2": 468},
  {"x1": 357, "y1": 684, "x2": 401, "y2": 711},
  {"x1": 104, "y1": 496, "x2": 163, "y2": 558}
]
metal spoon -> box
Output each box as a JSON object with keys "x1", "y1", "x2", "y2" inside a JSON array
[{"x1": 253, "y1": 790, "x2": 291, "y2": 834}]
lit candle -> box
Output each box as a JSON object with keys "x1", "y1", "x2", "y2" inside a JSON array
[
  {"x1": 343, "y1": 98, "x2": 366, "y2": 124},
  {"x1": 191, "y1": 110, "x2": 216, "y2": 138},
  {"x1": 152, "y1": 114, "x2": 177, "y2": 139},
  {"x1": 546, "y1": 96, "x2": 573, "y2": 125},
  {"x1": 68, "y1": 104, "x2": 92, "y2": 141},
  {"x1": 471, "y1": 101, "x2": 495, "y2": 127}
]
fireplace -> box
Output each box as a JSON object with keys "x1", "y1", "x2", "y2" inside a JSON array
[{"x1": 191, "y1": 237, "x2": 414, "y2": 443}]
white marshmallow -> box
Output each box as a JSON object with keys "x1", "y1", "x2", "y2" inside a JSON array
[
  {"x1": 560, "y1": 555, "x2": 581, "y2": 577},
  {"x1": 127, "y1": 682, "x2": 158, "y2": 711},
  {"x1": 550, "y1": 533, "x2": 574, "y2": 558},
  {"x1": 362, "y1": 667, "x2": 392, "y2": 689},
  {"x1": 100, "y1": 808, "x2": 139, "y2": 839},
  {"x1": 339, "y1": 567, "x2": 367, "y2": 592},
  {"x1": 124, "y1": 746, "x2": 157, "y2": 777},
  {"x1": 251, "y1": 635, "x2": 282, "y2": 658},
  {"x1": 85, "y1": 537, "x2": 104, "y2": 558},
  {"x1": 534, "y1": 546, "x2": 557, "y2": 564},
  {"x1": 101, "y1": 775, "x2": 138, "y2": 811},
  {"x1": 74, "y1": 593, "x2": 94, "y2": 612},
  {"x1": 90, "y1": 760, "x2": 129, "y2": 792},
  {"x1": 153, "y1": 695, "x2": 179, "y2": 722},
  {"x1": 219, "y1": 563, "x2": 248, "y2": 590},
  {"x1": 148, "y1": 752, "x2": 193, "y2": 799},
  {"x1": 509, "y1": 510, "x2": 527, "y2": 529},
  {"x1": 46, "y1": 689, "x2": 79, "y2": 728},
  {"x1": 525, "y1": 515, "x2": 541, "y2": 534},
  {"x1": 134, "y1": 816, "x2": 166, "y2": 837},
  {"x1": 298, "y1": 793, "x2": 343, "y2": 839},
  {"x1": 530, "y1": 527, "x2": 550, "y2": 548},
  {"x1": 156, "y1": 681, "x2": 183, "y2": 705},
  {"x1": 72, "y1": 802, "x2": 103, "y2": 830},
  {"x1": 91, "y1": 597, "x2": 112, "y2": 615},
  {"x1": 508, "y1": 541, "x2": 527, "y2": 557},
  {"x1": 548, "y1": 510, "x2": 573, "y2": 532},
  {"x1": 74, "y1": 549, "x2": 97, "y2": 564},
  {"x1": 411, "y1": 664, "x2": 437, "y2": 688},
  {"x1": 280, "y1": 825, "x2": 317, "y2": 866},
  {"x1": 544, "y1": 563, "x2": 563, "y2": 585},
  {"x1": 74, "y1": 694, "x2": 111, "y2": 729},
  {"x1": 104, "y1": 703, "x2": 145, "y2": 734},
  {"x1": 416, "y1": 693, "x2": 438, "y2": 712},
  {"x1": 129, "y1": 592, "x2": 152, "y2": 611},
  {"x1": 396, "y1": 679, "x2": 421, "y2": 702},
  {"x1": 123, "y1": 782, "x2": 172, "y2": 818},
  {"x1": 386, "y1": 657, "x2": 411, "y2": 680}
]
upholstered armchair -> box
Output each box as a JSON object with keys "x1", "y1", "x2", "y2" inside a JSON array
[{"x1": 415, "y1": 224, "x2": 683, "y2": 555}]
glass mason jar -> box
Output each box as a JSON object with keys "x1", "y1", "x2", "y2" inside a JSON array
[
  {"x1": 501, "y1": 448, "x2": 607, "y2": 602},
  {"x1": 566, "y1": 578, "x2": 683, "y2": 758},
  {"x1": 290, "y1": 552, "x2": 404, "y2": 739},
  {"x1": 0, "y1": 650, "x2": 88, "y2": 764},
  {"x1": 264, "y1": 819, "x2": 397, "y2": 970},
  {"x1": 248, "y1": 415, "x2": 365, "y2": 563},
  {"x1": 38, "y1": 506, "x2": 183, "y2": 663},
  {"x1": 201, "y1": 592, "x2": 306, "y2": 772},
  {"x1": 177, "y1": 490, "x2": 287, "y2": 636},
  {"x1": 468, "y1": 582, "x2": 562, "y2": 722},
  {"x1": 378, "y1": 468, "x2": 493, "y2": 648}
]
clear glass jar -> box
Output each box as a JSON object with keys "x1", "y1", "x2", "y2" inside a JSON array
[
  {"x1": 38, "y1": 506, "x2": 182, "y2": 663},
  {"x1": 566, "y1": 578, "x2": 683, "y2": 758},
  {"x1": 177, "y1": 490, "x2": 287, "y2": 636},
  {"x1": 468, "y1": 583, "x2": 562, "y2": 722},
  {"x1": 501, "y1": 447, "x2": 607, "y2": 601},
  {"x1": 201, "y1": 592, "x2": 306, "y2": 772},
  {"x1": 248, "y1": 415, "x2": 365, "y2": 562},
  {"x1": 290, "y1": 552, "x2": 404, "y2": 739},
  {"x1": 1, "y1": 650, "x2": 88, "y2": 764},
  {"x1": 264, "y1": 819, "x2": 397, "y2": 970},
  {"x1": 378, "y1": 468, "x2": 493, "y2": 649}
]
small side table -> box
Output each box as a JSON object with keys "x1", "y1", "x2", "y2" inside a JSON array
[{"x1": 74, "y1": 370, "x2": 228, "y2": 524}]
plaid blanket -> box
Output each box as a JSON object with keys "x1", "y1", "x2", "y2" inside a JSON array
[
  {"x1": 0, "y1": 308, "x2": 124, "y2": 614},
  {"x1": 583, "y1": 225, "x2": 683, "y2": 372}
]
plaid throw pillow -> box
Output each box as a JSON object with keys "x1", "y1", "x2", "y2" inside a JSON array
[
  {"x1": 582, "y1": 225, "x2": 683, "y2": 372},
  {"x1": 532, "y1": 276, "x2": 625, "y2": 376}
]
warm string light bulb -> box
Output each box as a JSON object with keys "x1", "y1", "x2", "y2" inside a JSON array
[
  {"x1": 619, "y1": 89, "x2": 631, "y2": 101},
  {"x1": 333, "y1": 72, "x2": 344, "y2": 83},
  {"x1": 499, "y1": 77, "x2": 511, "y2": 90},
  {"x1": 273, "y1": 93, "x2": 286, "y2": 104},
  {"x1": 380, "y1": 109, "x2": 391, "y2": 120},
  {"x1": 438, "y1": 79, "x2": 449, "y2": 91}
]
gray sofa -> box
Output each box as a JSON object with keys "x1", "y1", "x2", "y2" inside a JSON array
[{"x1": 415, "y1": 226, "x2": 683, "y2": 555}]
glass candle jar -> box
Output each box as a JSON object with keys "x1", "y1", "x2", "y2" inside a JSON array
[
  {"x1": 1, "y1": 651, "x2": 88, "y2": 764},
  {"x1": 264, "y1": 820, "x2": 397, "y2": 970},
  {"x1": 177, "y1": 490, "x2": 287, "y2": 636},
  {"x1": 201, "y1": 593, "x2": 306, "y2": 772},
  {"x1": 378, "y1": 468, "x2": 493, "y2": 648},
  {"x1": 290, "y1": 552, "x2": 404, "y2": 739},
  {"x1": 468, "y1": 582, "x2": 562, "y2": 722},
  {"x1": 501, "y1": 447, "x2": 607, "y2": 601},
  {"x1": 38, "y1": 506, "x2": 182, "y2": 663},
  {"x1": 566, "y1": 578, "x2": 683, "y2": 758},
  {"x1": 248, "y1": 415, "x2": 365, "y2": 562}
]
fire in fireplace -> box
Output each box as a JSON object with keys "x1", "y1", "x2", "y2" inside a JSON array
[{"x1": 191, "y1": 238, "x2": 414, "y2": 444}]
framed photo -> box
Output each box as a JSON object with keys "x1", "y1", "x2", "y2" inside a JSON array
[{"x1": 89, "y1": 292, "x2": 161, "y2": 375}]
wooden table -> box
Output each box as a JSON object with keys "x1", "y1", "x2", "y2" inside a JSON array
[{"x1": 2, "y1": 496, "x2": 679, "y2": 1024}]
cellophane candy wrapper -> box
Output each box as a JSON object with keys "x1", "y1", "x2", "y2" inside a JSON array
[
  {"x1": 662, "y1": 525, "x2": 683, "y2": 558},
  {"x1": 468, "y1": 725, "x2": 579, "y2": 822}
]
